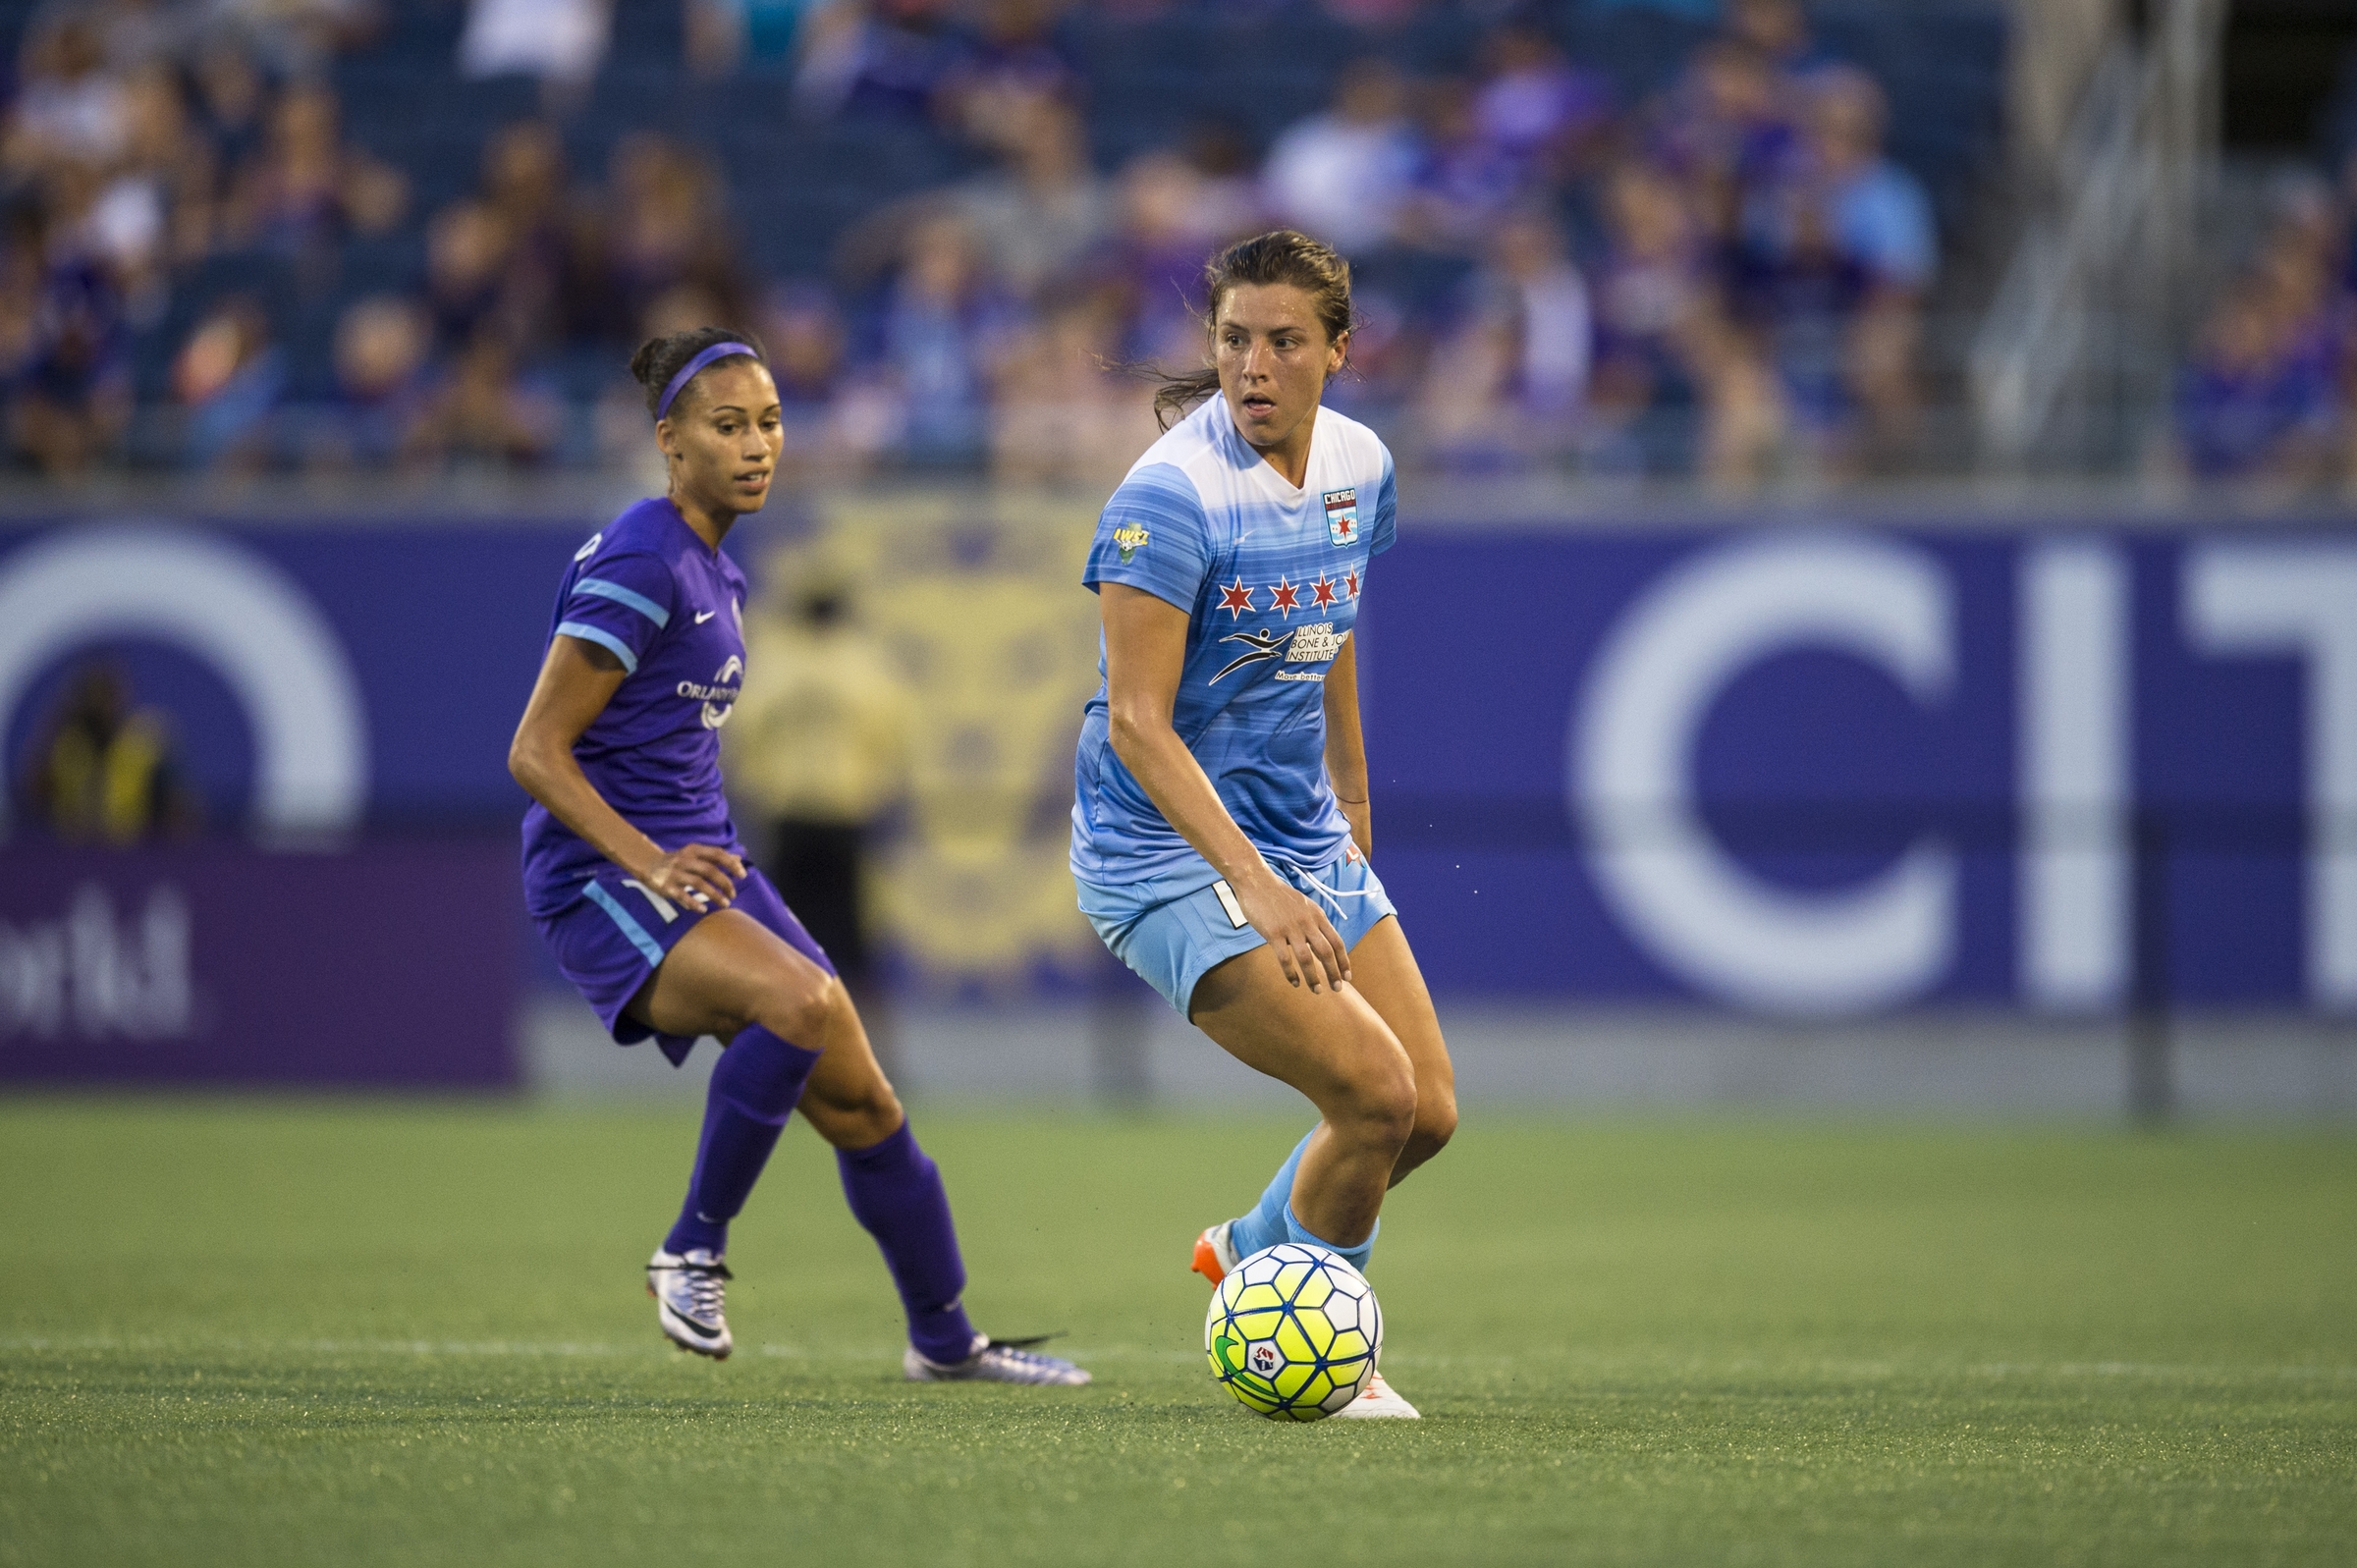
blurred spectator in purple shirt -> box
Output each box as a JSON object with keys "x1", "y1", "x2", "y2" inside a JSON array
[
  {"x1": 1649, "y1": 35, "x2": 1793, "y2": 245},
  {"x1": 1469, "y1": 23, "x2": 1615, "y2": 190},
  {"x1": 1262, "y1": 58, "x2": 1421, "y2": 257},
  {"x1": 1399, "y1": 78, "x2": 1522, "y2": 252},
  {"x1": 1590, "y1": 160, "x2": 1712, "y2": 416},
  {"x1": 794, "y1": 0, "x2": 970, "y2": 123},
  {"x1": 13, "y1": 248, "x2": 132, "y2": 472},
  {"x1": 758, "y1": 280, "x2": 896, "y2": 477},
  {"x1": 936, "y1": 0, "x2": 1080, "y2": 145},
  {"x1": 1416, "y1": 208, "x2": 1590, "y2": 471},
  {"x1": 223, "y1": 81, "x2": 408, "y2": 256},
  {"x1": 299, "y1": 291, "x2": 430, "y2": 468},
  {"x1": 425, "y1": 198, "x2": 513, "y2": 351},
  {"x1": 863, "y1": 212, "x2": 1018, "y2": 464},
  {"x1": 1738, "y1": 66, "x2": 1933, "y2": 460},
  {"x1": 2176, "y1": 218, "x2": 2347, "y2": 486},
  {"x1": 1590, "y1": 158, "x2": 1784, "y2": 482}
]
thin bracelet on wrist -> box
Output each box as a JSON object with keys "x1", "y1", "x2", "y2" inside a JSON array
[{"x1": 1336, "y1": 792, "x2": 1368, "y2": 804}]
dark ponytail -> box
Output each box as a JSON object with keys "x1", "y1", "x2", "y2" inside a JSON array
[
  {"x1": 1149, "y1": 229, "x2": 1357, "y2": 430},
  {"x1": 629, "y1": 325, "x2": 767, "y2": 418}
]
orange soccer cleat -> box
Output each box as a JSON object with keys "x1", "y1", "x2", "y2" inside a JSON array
[{"x1": 1191, "y1": 1221, "x2": 1238, "y2": 1285}]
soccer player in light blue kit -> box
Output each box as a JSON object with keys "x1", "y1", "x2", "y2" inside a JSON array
[
  {"x1": 1074, "y1": 232, "x2": 1456, "y2": 1418},
  {"x1": 511, "y1": 326, "x2": 1084, "y2": 1386}
]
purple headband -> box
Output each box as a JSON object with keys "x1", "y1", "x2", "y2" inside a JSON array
[{"x1": 655, "y1": 342, "x2": 758, "y2": 420}]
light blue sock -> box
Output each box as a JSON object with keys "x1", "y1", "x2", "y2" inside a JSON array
[
  {"x1": 1226, "y1": 1128, "x2": 1316, "y2": 1261},
  {"x1": 1285, "y1": 1204, "x2": 1378, "y2": 1273}
]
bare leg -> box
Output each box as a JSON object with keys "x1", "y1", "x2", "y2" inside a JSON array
[
  {"x1": 631, "y1": 909, "x2": 904, "y2": 1149},
  {"x1": 1343, "y1": 917, "x2": 1458, "y2": 1187},
  {"x1": 1188, "y1": 945, "x2": 1418, "y2": 1248}
]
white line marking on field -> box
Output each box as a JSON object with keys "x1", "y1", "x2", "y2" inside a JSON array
[{"x1": 3, "y1": 1336, "x2": 2351, "y2": 1384}]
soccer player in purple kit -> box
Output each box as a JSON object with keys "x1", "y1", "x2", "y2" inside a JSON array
[
  {"x1": 1074, "y1": 233, "x2": 1455, "y2": 1418},
  {"x1": 510, "y1": 327, "x2": 1085, "y2": 1386}
]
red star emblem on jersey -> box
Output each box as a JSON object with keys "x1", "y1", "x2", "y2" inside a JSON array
[
  {"x1": 1219, "y1": 577, "x2": 1256, "y2": 619},
  {"x1": 1343, "y1": 568, "x2": 1360, "y2": 599},
  {"x1": 1269, "y1": 576, "x2": 1301, "y2": 618},
  {"x1": 1311, "y1": 574, "x2": 1338, "y2": 611}
]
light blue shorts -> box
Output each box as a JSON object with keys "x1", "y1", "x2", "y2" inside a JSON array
[{"x1": 1077, "y1": 845, "x2": 1398, "y2": 1018}]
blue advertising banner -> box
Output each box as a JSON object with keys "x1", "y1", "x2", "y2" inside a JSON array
[
  {"x1": 1364, "y1": 528, "x2": 2352, "y2": 1013},
  {"x1": 0, "y1": 513, "x2": 2349, "y2": 1026}
]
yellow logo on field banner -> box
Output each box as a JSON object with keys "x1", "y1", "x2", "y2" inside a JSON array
[{"x1": 742, "y1": 492, "x2": 1107, "y2": 992}]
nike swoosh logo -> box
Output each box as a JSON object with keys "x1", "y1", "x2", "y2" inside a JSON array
[
  {"x1": 658, "y1": 1300, "x2": 723, "y2": 1338},
  {"x1": 694, "y1": 611, "x2": 717, "y2": 623}
]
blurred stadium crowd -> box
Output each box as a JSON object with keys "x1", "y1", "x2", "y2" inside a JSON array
[
  {"x1": 0, "y1": 0, "x2": 2029, "y2": 485},
  {"x1": 10, "y1": 1, "x2": 2357, "y2": 493}
]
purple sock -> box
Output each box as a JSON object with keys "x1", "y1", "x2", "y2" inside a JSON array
[
  {"x1": 664, "y1": 1025, "x2": 821, "y2": 1258},
  {"x1": 836, "y1": 1120, "x2": 976, "y2": 1365}
]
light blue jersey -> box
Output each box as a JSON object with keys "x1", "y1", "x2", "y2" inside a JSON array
[{"x1": 1070, "y1": 395, "x2": 1397, "y2": 887}]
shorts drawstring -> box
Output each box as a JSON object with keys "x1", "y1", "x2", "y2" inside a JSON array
[{"x1": 1297, "y1": 869, "x2": 1374, "y2": 920}]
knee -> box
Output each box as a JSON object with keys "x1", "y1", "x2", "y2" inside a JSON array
[
  {"x1": 1400, "y1": 1092, "x2": 1457, "y2": 1171},
  {"x1": 1334, "y1": 1043, "x2": 1418, "y2": 1152},
  {"x1": 752, "y1": 969, "x2": 839, "y2": 1049}
]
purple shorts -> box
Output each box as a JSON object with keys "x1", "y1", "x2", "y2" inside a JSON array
[{"x1": 536, "y1": 864, "x2": 834, "y2": 1065}]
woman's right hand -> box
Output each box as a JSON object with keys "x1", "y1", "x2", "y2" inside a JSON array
[
  {"x1": 637, "y1": 843, "x2": 744, "y2": 913},
  {"x1": 1233, "y1": 868, "x2": 1351, "y2": 994}
]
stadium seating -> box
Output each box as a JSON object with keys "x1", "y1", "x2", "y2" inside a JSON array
[{"x1": 1, "y1": 0, "x2": 2006, "y2": 462}]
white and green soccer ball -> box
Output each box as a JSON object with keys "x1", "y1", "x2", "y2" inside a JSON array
[{"x1": 1204, "y1": 1242, "x2": 1382, "y2": 1421}]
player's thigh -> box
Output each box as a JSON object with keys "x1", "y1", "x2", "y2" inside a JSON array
[
  {"x1": 1344, "y1": 915, "x2": 1455, "y2": 1122},
  {"x1": 630, "y1": 908, "x2": 832, "y2": 1042},
  {"x1": 1189, "y1": 944, "x2": 1414, "y2": 1116}
]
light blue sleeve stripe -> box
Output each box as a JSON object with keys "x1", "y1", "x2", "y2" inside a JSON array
[
  {"x1": 583, "y1": 882, "x2": 667, "y2": 967},
  {"x1": 574, "y1": 576, "x2": 670, "y2": 627},
  {"x1": 555, "y1": 622, "x2": 638, "y2": 675}
]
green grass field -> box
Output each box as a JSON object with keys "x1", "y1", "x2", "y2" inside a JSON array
[{"x1": 2, "y1": 1099, "x2": 2352, "y2": 1567}]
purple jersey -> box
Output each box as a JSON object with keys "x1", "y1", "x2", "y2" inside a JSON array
[{"x1": 521, "y1": 497, "x2": 749, "y2": 919}]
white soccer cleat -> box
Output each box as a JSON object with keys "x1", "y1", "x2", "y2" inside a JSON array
[
  {"x1": 904, "y1": 1334, "x2": 1092, "y2": 1386},
  {"x1": 646, "y1": 1247, "x2": 734, "y2": 1360},
  {"x1": 1331, "y1": 1369, "x2": 1419, "y2": 1419}
]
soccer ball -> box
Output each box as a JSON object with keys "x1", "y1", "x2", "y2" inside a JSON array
[{"x1": 1204, "y1": 1242, "x2": 1382, "y2": 1421}]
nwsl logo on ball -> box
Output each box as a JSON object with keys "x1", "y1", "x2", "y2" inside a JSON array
[{"x1": 1247, "y1": 1343, "x2": 1280, "y2": 1378}]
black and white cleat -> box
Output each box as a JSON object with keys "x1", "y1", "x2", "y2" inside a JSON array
[
  {"x1": 647, "y1": 1247, "x2": 734, "y2": 1360},
  {"x1": 904, "y1": 1333, "x2": 1091, "y2": 1386}
]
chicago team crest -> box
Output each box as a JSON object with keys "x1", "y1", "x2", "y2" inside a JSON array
[{"x1": 1322, "y1": 489, "x2": 1359, "y2": 547}]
